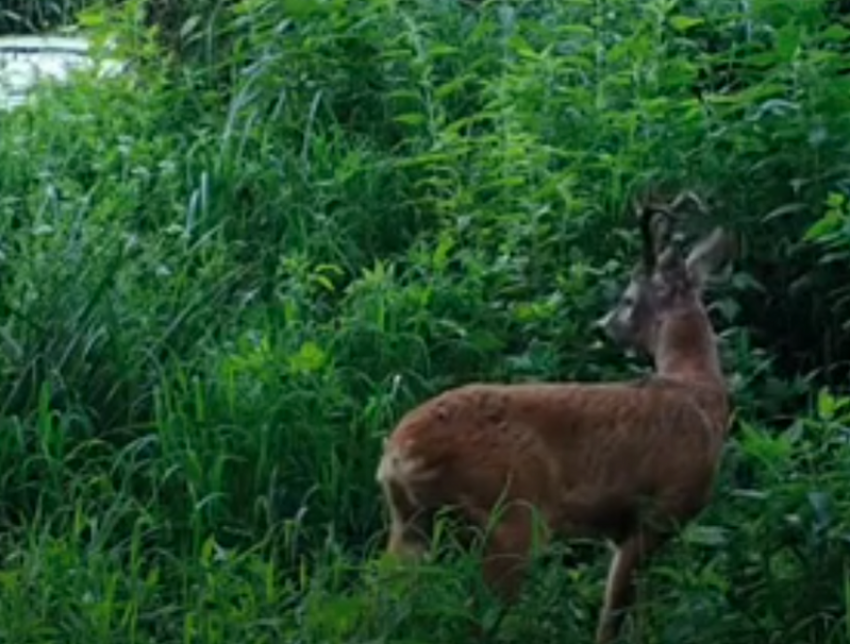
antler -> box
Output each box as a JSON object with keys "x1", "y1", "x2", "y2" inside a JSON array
[
  {"x1": 668, "y1": 190, "x2": 708, "y2": 216},
  {"x1": 635, "y1": 190, "x2": 708, "y2": 271},
  {"x1": 634, "y1": 198, "x2": 674, "y2": 272}
]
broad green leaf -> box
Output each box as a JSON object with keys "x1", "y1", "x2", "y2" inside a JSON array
[{"x1": 669, "y1": 15, "x2": 705, "y2": 32}]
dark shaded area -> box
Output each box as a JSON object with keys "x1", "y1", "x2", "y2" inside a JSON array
[{"x1": 0, "y1": 0, "x2": 92, "y2": 34}]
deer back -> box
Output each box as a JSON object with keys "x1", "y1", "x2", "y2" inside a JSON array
[{"x1": 379, "y1": 376, "x2": 727, "y2": 541}]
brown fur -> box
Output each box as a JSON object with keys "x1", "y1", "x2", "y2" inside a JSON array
[{"x1": 375, "y1": 199, "x2": 735, "y2": 643}]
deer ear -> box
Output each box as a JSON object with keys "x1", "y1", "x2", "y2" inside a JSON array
[{"x1": 685, "y1": 228, "x2": 736, "y2": 288}]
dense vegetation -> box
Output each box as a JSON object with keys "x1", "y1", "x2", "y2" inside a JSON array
[{"x1": 0, "y1": 0, "x2": 849, "y2": 641}]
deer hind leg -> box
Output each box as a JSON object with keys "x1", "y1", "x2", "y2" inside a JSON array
[
  {"x1": 455, "y1": 502, "x2": 541, "y2": 641},
  {"x1": 595, "y1": 529, "x2": 668, "y2": 644},
  {"x1": 380, "y1": 474, "x2": 433, "y2": 561},
  {"x1": 462, "y1": 500, "x2": 551, "y2": 602},
  {"x1": 481, "y1": 511, "x2": 535, "y2": 603}
]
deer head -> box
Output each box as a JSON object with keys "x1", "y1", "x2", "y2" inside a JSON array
[{"x1": 598, "y1": 192, "x2": 736, "y2": 360}]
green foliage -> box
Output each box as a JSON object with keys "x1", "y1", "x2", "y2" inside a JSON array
[{"x1": 0, "y1": 0, "x2": 848, "y2": 642}]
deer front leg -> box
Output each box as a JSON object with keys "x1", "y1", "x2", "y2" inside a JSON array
[{"x1": 596, "y1": 530, "x2": 666, "y2": 644}]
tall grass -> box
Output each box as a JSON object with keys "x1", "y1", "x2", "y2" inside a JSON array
[{"x1": 0, "y1": 0, "x2": 848, "y2": 642}]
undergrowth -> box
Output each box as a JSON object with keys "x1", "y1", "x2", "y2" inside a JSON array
[{"x1": 0, "y1": 0, "x2": 848, "y2": 642}]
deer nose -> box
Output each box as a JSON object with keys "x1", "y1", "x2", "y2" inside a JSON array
[{"x1": 595, "y1": 310, "x2": 614, "y2": 333}]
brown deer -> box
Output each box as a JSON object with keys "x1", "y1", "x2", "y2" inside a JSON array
[{"x1": 375, "y1": 192, "x2": 736, "y2": 643}]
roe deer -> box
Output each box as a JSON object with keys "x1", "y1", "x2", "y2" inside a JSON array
[{"x1": 375, "y1": 193, "x2": 736, "y2": 643}]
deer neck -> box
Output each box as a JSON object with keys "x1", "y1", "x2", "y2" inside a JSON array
[{"x1": 653, "y1": 307, "x2": 724, "y2": 388}]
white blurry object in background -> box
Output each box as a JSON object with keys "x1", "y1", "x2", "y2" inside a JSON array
[{"x1": 0, "y1": 35, "x2": 124, "y2": 111}]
